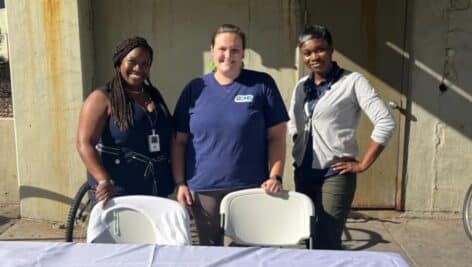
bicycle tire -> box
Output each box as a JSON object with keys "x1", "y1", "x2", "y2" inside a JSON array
[
  {"x1": 65, "y1": 182, "x2": 93, "y2": 242},
  {"x1": 463, "y1": 184, "x2": 472, "y2": 241}
]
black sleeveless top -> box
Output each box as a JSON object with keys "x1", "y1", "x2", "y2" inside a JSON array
[{"x1": 87, "y1": 85, "x2": 174, "y2": 197}]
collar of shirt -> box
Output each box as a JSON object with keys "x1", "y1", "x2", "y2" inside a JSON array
[
  {"x1": 307, "y1": 61, "x2": 341, "y2": 89},
  {"x1": 303, "y1": 61, "x2": 342, "y2": 103}
]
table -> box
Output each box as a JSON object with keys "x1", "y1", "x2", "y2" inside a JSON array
[{"x1": 0, "y1": 241, "x2": 410, "y2": 266}]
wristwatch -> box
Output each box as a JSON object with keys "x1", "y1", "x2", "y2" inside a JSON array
[{"x1": 98, "y1": 179, "x2": 114, "y2": 186}]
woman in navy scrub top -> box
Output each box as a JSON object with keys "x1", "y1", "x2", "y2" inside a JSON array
[
  {"x1": 172, "y1": 24, "x2": 289, "y2": 245},
  {"x1": 76, "y1": 37, "x2": 174, "y2": 203}
]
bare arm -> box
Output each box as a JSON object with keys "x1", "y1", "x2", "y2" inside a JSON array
[
  {"x1": 261, "y1": 122, "x2": 287, "y2": 193},
  {"x1": 331, "y1": 140, "x2": 385, "y2": 174},
  {"x1": 76, "y1": 90, "x2": 113, "y2": 202},
  {"x1": 171, "y1": 132, "x2": 193, "y2": 206}
]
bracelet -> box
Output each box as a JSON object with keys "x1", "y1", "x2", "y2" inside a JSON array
[{"x1": 98, "y1": 179, "x2": 114, "y2": 185}]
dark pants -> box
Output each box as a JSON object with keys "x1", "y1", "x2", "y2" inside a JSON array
[
  {"x1": 295, "y1": 173, "x2": 356, "y2": 250},
  {"x1": 190, "y1": 189, "x2": 237, "y2": 246}
]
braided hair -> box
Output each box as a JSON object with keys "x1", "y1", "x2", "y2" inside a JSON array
[{"x1": 107, "y1": 36, "x2": 171, "y2": 131}]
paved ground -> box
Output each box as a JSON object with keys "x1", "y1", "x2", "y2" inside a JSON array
[
  {"x1": 341, "y1": 211, "x2": 471, "y2": 267},
  {"x1": 0, "y1": 205, "x2": 470, "y2": 267}
]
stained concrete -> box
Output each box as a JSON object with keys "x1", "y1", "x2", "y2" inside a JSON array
[
  {"x1": 3, "y1": 0, "x2": 472, "y2": 224},
  {"x1": 0, "y1": 119, "x2": 18, "y2": 204}
]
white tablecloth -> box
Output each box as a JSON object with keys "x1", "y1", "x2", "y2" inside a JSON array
[{"x1": 0, "y1": 241, "x2": 410, "y2": 267}]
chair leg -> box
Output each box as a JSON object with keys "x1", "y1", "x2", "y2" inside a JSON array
[
  {"x1": 309, "y1": 215, "x2": 316, "y2": 249},
  {"x1": 219, "y1": 214, "x2": 225, "y2": 246},
  {"x1": 343, "y1": 227, "x2": 352, "y2": 241},
  {"x1": 306, "y1": 237, "x2": 314, "y2": 249}
]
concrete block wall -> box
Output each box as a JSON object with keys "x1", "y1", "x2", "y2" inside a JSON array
[{"x1": 404, "y1": 0, "x2": 472, "y2": 216}]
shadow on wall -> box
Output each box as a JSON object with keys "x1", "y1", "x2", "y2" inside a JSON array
[
  {"x1": 306, "y1": 0, "x2": 472, "y2": 141},
  {"x1": 83, "y1": 0, "x2": 471, "y2": 141},
  {"x1": 19, "y1": 185, "x2": 73, "y2": 206},
  {"x1": 89, "y1": 0, "x2": 299, "y2": 109}
]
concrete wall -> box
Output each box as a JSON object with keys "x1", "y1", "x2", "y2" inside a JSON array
[
  {"x1": 91, "y1": 0, "x2": 301, "y2": 188},
  {"x1": 6, "y1": 0, "x2": 90, "y2": 220},
  {"x1": 0, "y1": 8, "x2": 8, "y2": 61},
  {"x1": 403, "y1": 0, "x2": 472, "y2": 216},
  {"x1": 0, "y1": 7, "x2": 17, "y2": 204},
  {"x1": 91, "y1": 0, "x2": 299, "y2": 108},
  {"x1": 86, "y1": 0, "x2": 472, "y2": 216},
  {"x1": 4, "y1": 0, "x2": 472, "y2": 220},
  {"x1": 5, "y1": 0, "x2": 300, "y2": 220},
  {"x1": 0, "y1": 119, "x2": 18, "y2": 204}
]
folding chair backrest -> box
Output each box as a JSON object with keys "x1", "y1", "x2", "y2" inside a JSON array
[
  {"x1": 220, "y1": 188, "x2": 315, "y2": 247},
  {"x1": 94, "y1": 207, "x2": 157, "y2": 244},
  {"x1": 87, "y1": 195, "x2": 191, "y2": 245}
]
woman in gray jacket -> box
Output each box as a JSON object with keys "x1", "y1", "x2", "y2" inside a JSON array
[{"x1": 288, "y1": 25, "x2": 395, "y2": 249}]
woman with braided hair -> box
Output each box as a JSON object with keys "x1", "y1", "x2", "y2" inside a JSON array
[{"x1": 77, "y1": 36, "x2": 174, "y2": 203}]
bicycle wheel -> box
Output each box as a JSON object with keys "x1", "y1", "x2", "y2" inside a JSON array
[
  {"x1": 65, "y1": 182, "x2": 94, "y2": 242},
  {"x1": 463, "y1": 184, "x2": 472, "y2": 241}
]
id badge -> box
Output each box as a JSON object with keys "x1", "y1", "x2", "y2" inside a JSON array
[{"x1": 148, "y1": 129, "x2": 160, "y2": 152}]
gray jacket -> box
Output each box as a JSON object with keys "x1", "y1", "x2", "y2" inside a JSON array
[{"x1": 288, "y1": 71, "x2": 395, "y2": 169}]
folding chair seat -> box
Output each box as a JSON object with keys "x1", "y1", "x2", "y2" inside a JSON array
[
  {"x1": 87, "y1": 195, "x2": 191, "y2": 245},
  {"x1": 220, "y1": 188, "x2": 315, "y2": 248}
]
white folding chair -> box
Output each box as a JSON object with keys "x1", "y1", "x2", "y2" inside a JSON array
[
  {"x1": 220, "y1": 188, "x2": 315, "y2": 248},
  {"x1": 87, "y1": 195, "x2": 191, "y2": 245}
]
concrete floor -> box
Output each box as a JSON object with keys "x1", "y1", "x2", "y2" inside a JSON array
[{"x1": 0, "y1": 204, "x2": 471, "y2": 267}]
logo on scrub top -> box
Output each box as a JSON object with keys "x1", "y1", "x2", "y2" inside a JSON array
[{"x1": 234, "y1": 95, "x2": 254, "y2": 103}]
